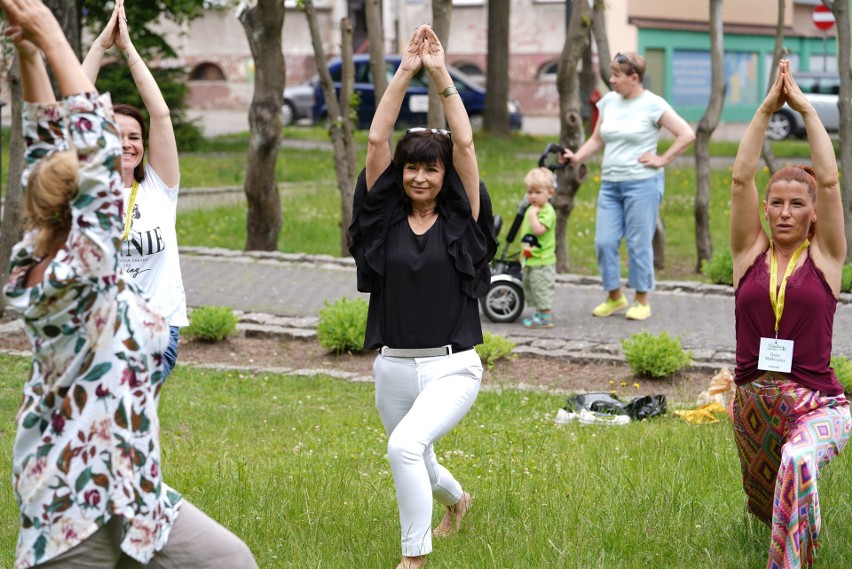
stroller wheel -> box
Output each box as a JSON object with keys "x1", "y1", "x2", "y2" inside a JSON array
[{"x1": 480, "y1": 281, "x2": 524, "y2": 323}]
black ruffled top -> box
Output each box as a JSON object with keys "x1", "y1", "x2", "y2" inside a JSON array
[{"x1": 348, "y1": 163, "x2": 497, "y2": 350}]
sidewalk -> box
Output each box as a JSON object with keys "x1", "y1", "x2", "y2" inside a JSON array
[{"x1": 178, "y1": 247, "x2": 852, "y2": 370}]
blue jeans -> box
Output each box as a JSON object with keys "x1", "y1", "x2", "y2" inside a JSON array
[
  {"x1": 595, "y1": 173, "x2": 663, "y2": 293},
  {"x1": 163, "y1": 326, "x2": 180, "y2": 379}
]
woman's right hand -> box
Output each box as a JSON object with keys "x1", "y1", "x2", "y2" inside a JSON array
[
  {"x1": 758, "y1": 60, "x2": 788, "y2": 115},
  {"x1": 560, "y1": 149, "x2": 576, "y2": 165},
  {"x1": 399, "y1": 25, "x2": 424, "y2": 74},
  {"x1": 4, "y1": 24, "x2": 39, "y2": 60},
  {"x1": 114, "y1": 0, "x2": 134, "y2": 53},
  {"x1": 94, "y1": 0, "x2": 121, "y2": 50}
]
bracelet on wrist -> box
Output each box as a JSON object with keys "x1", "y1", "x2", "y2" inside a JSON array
[{"x1": 441, "y1": 85, "x2": 459, "y2": 98}]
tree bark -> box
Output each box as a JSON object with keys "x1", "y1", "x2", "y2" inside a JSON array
[
  {"x1": 365, "y1": 0, "x2": 388, "y2": 106},
  {"x1": 591, "y1": 0, "x2": 612, "y2": 90},
  {"x1": 761, "y1": 0, "x2": 786, "y2": 174},
  {"x1": 0, "y1": 60, "x2": 26, "y2": 317},
  {"x1": 305, "y1": 1, "x2": 358, "y2": 255},
  {"x1": 555, "y1": 0, "x2": 593, "y2": 273},
  {"x1": 829, "y1": 0, "x2": 852, "y2": 261},
  {"x1": 238, "y1": 0, "x2": 285, "y2": 251},
  {"x1": 694, "y1": 0, "x2": 726, "y2": 271},
  {"x1": 45, "y1": 0, "x2": 81, "y2": 59},
  {"x1": 428, "y1": 0, "x2": 452, "y2": 128},
  {"x1": 484, "y1": 0, "x2": 510, "y2": 137}
]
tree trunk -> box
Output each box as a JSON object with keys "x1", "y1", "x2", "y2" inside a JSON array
[
  {"x1": 554, "y1": 0, "x2": 593, "y2": 273},
  {"x1": 238, "y1": 0, "x2": 285, "y2": 251},
  {"x1": 761, "y1": 0, "x2": 787, "y2": 174},
  {"x1": 305, "y1": 1, "x2": 358, "y2": 255},
  {"x1": 693, "y1": 0, "x2": 726, "y2": 272},
  {"x1": 45, "y1": 0, "x2": 81, "y2": 59},
  {"x1": 484, "y1": 0, "x2": 510, "y2": 137},
  {"x1": 831, "y1": 0, "x2": 852, "y2": 261},
  {"x1": 365, "y1": 0, "x2": 388, "y2": 106},
  {"x1": 653, "y1": 216, "x2": 666, "y2": 270},
  {"x1": 579, "y1": 41, "x2": 595, "y2": 125},
  {"x1": 591, "y1": 0, "x2": 612, "y2": 90},
  {"x1": 0, "y1": 60, "x2": 26, "y2": 317},
  {"x1": 428, "y1": 0, "x2": 452, "y2": 128}
]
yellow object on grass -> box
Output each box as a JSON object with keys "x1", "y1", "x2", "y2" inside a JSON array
[{"x1": 674, "y1": 401, "x2": 729, "y2": 424}]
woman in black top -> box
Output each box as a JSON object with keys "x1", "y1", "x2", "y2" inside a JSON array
[{"x1": 349, "y1": 25, "x2": 495, "y2": 569}]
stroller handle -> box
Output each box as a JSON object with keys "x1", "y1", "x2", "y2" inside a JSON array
[{"x1": 538, "y1": 143, "x2": 567, "y2": 172}]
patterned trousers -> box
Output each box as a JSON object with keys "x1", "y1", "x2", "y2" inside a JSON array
[{"x1": 733, "y1": 377, "x2": 851, "y2": 569}]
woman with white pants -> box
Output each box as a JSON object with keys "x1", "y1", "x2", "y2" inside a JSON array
[{"x1": 349, "y1": 24, "x2": 496, "y2": 569}]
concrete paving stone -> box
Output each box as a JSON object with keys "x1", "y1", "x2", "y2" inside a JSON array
[
  {"x1": 561, "y1": 340, "x2": 597, "y2": 351},
  {"x1": 238, "y1": 313, "x2": 276, "y2": 324},
  {"x1": 530, "y1": 339, "x2": 567, "y2": 350},
  {"x1": 689, "y1": 349, "x2": 716, "y2": 362},
  {"x1": 238, "y1": 323, "x2": 315, "y2": 340},
  {"x1": 0, "y1": 319, "x2": 24, "y2": 337},
  {"x1": 267, "y1": 316, "x2": 318, "y2": 328}
]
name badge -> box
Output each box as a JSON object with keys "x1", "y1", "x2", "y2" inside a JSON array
[{"x1": 758, "y1": 337, "x2": 794, "y2": 373}]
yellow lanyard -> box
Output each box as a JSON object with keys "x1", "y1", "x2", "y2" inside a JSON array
[
  {"x1": 120, "y1": 180, "x2": 140, "y2": 241},
  {"x1": 768, "y1": 239, "x2": 810, "y2": 336}
]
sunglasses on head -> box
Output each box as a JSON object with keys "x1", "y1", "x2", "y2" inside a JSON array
[
  {"x1": 406, "y1": 127, "x2": 452, "y2": 139},
  {"x1": 615, "y1": 53, "x2": 638, "y2": 77}
]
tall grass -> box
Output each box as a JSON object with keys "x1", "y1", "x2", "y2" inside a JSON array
[{"x1": 1, "y1": 353, "x2": 849, "y2": 568}]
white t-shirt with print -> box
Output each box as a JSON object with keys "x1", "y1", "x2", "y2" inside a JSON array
[
  {"x1": 597, "y1": 90, "x2": 673, "y2": 182},
  {"x1": 119, "y1": 164, "x2": 188, "y2": 326}
]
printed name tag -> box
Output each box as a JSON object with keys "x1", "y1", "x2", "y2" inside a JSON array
[{"x1": 758, "y1": 337, "x2": 794, "y2": 373}]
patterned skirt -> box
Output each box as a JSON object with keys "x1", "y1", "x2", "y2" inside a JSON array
[{"x1": 733, "y1": 376, "x2": 851, "y2": 569}]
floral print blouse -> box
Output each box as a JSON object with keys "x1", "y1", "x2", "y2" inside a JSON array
[{"x1": 4, "y1": 92, "x2": 181, "y2": 568}]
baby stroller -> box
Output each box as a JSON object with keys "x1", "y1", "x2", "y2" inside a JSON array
[{"x1": 480, "y1": 143, "x2": 566, "y2": 322}]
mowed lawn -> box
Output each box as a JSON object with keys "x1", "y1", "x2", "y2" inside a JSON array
[{"x1": 1, "y1": 354, "x2": 850, "y2": 568}]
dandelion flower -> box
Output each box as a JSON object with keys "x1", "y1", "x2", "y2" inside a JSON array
[
  {"x1": 620, "y1": 381, "x2": 627, "y2": 387},
  {"x1": 609, "y1": 380, "x2": 615, "y2": 386},
  {"x1": 633, "y1": 383, "x2": 640, "y2": 389}
]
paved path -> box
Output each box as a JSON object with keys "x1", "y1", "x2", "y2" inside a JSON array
[{"x1": 179, "y1": 247, "x2": 852, "y2": 368}]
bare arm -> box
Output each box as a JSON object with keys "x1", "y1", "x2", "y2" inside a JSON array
[
  {"x1": 730, "y1": 63, "x2": 789, "y2": 284},
  {"x1": 783, "y1": 68, "x2": 846, "y2": 271},
  {"x1": 526, "y1": 206, "x2": 548, "y2": 236},
  {"x1": 421, "y1": 26, "x2": 479, "y2": 220},
  {"x1": 638, "y1": 109, "x2": 695, "y2": 168},
  {"x1": 81, "y1": 1, "x2": 121, "y2": 83},
  {"x1": 366, "y1": 26, "x2": 424, "y2": 189},
  {"x1": 4, "y1": 26, "x2": 53, "y2": 103},
  {"x1": 561, "y1": 120, "x2": 604, "y2": 165}
]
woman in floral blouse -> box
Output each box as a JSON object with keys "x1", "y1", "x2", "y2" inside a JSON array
[{"x1": 1, "y1": 1, "x2": 257, "y2": 567}]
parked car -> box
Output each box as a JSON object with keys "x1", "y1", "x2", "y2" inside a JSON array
[
  {"x1": 283, "y1": 78, "x2": 317, "y2": 126},
  {"x1": 766, "y1": 71, "x2": 839, "y2": 140},
  {"x1": 311, "y1": 54, "x2": 523, "y2": 130}
]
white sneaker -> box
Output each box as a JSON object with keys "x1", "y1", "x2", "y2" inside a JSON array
[
  {"x1": 555, "y1": 408, "x2": 578, "y2": 424},
  {"x1": 578, "y1": 408, "x2": 630, "y2": 426}
]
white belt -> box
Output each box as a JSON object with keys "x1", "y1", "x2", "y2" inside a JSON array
[{"x1": 380, "y1": 345, "x2": 471, "y2": 358}]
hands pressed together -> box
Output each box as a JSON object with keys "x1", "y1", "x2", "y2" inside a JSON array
[
  {"x1": 400, "y1": 24, "x2": 447, "y2": 77},
  {"x1": 762, "y1": 60, "x2": 811, "y2": 116},
  {"x1": 94, "y1": 0, "x2": 133, "y2": 54}
]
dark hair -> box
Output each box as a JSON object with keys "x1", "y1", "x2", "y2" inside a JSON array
[
  {"x1": 392, "y1": 130, "x2": 454, "y2": 212},
  {"x1": 113, "y1": 103, "x2": 147, "y2": 183},
  {"x1": 766, "y1": 164, "x2": 817, "y2": 202}
]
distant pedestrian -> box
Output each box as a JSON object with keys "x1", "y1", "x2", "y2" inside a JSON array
[
  {"x1": 730, "y1": 59, "x2": 851, "y2": 569},
  {"x1": 561, "y1": 52, "x2": 695, "y2": 321},
  {"x1": 349, "y1": 24, "x2": 496, "y2": 569},
  {"x1": 82, "y1": 0, "x2": 187, "y2": 379},
  {"x1": 519, "y1": 167, "x2": 557, "y2": 328}
]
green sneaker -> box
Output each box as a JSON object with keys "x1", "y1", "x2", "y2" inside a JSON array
[
  {"x1": 592, "y1": 296, "x2": 629, "y2": 317},
  {"x1": 625, "y1": 301, "x2": 651, "y2": 321}
]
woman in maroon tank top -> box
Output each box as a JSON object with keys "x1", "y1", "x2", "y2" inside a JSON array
[{"x1": 730, "y1": 60, "x2": 851, "y2": 568}]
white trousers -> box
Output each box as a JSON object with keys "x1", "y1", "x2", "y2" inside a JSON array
[{"x1": 374, "y1": 349, "x2": 482, "y2": 557}]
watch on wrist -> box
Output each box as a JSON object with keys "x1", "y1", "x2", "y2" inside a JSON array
[{"x1": 441, "y1": 85, "x2": 459, "y2": 98}]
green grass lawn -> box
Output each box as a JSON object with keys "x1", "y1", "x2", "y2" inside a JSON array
[{"x1": 1, "y1": 353, "x2": 849, "y2": 568}]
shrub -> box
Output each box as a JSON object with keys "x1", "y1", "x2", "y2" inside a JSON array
[
  {"x1": 701, "y1": 248, "x2": 733, "y2": 286},
  {"x1": 476, "y1": 332, "x2": 516, "y2": 369},
  {"x1": 317, "y1": 297, "x2": 368, "y2": 354},
  {"x1": 841, "y1": 265, "x2": 852, "y2": 293},
  {"x1": 622, "y1": 331, "x2": 691, "y2": 379},
  {"x1": 831, "y1": 356, "x2": 852, "y2": 395},
  {"x1": 185, "y1": 305, "x2": 238, "y2": 343}
]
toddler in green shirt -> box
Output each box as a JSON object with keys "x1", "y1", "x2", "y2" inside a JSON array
[{"x1": 519, "y1": 167, "x2": 557, "y2": 328}]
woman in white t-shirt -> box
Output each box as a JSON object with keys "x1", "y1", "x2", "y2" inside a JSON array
[
  {"x1": 562, "y1": 52, "x2": 695, "y2": 321},
  {"x1": 83, "y1": 0, "x2": 187, "y2": 377}
]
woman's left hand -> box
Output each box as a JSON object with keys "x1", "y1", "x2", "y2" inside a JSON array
[
  {"x1": 638, "y1": 152, "x2": 666, "y2": 168},
  {"x1": 782, "y1": 64, "x2": 814, "y2": 116},
  {"x1": 420, "y1": 26, "x2": 446, "y2": 72},
  {"x1": 113, "y1": 0, "x2": 133, "y2": 53}
]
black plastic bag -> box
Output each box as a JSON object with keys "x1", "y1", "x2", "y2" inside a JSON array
[
  {"x1": 564, "y1": 392, "x2": 627, "y2": 416},
  {"x1": 623, "y1": 395, "x2": 667, "y2": 420}
]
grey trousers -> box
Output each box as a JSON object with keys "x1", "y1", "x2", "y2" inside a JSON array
[{"x1": 32, "y1": 501, "x2": 258, "y2": 569}]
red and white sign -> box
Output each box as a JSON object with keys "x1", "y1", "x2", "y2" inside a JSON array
[{"x1": 813, "y1": 5, "x2": 836, "y2": 31}]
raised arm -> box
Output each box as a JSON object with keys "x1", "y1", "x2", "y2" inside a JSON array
[
  {"x1": 80, "y1": 1, "x2": 121, "y2": 83},
  {"x1": 113, "y1": 0, "x2": 179, "y2": 187},
  {"x1": 730, "y1": 62, "x2": 788, "y2": 279},
  {"x1": 783, "y1": 67, "x2": 846, "y2": 268},
  {"x1": 366, "y1": 26, "x2": 424, "y2": 189},
  {"x1": 421, "y1": 26, "x2": 480, "y2": 220}
]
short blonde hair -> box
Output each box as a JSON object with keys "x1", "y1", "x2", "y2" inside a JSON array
[
  {"x1": 611, "y1": 52, "x2": 646, "y2": 80},
  {"x1": 23, "y1": 151, "x2": 79, "y2": 258},
  {"x1": 524, "y1": 167, "x2": 555, "y2": 192}
]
